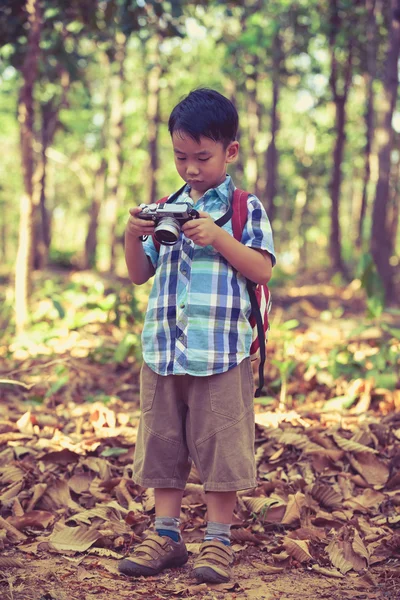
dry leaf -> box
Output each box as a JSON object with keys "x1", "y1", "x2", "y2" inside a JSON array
[
  {"x1": 8, "y1": 511, "x2": 55, "y2": 531},
  {"x1": 311, "y1": 564, "x2": 344, "y2": 578},
  {"x1": 283, "y1": 537, "x2": 312, "y2": 562},
  {"x1": 326, "y1": 528, "x2": 368, "y2": 574},
  {"x1": 348, "y1": 452, "x2": 390, "y2": 487},
  {"x1": 230, "y1": 528, "x2": 263, "y2": 544},
  {"x1": 325, "y1": 538, "x2": 353, "y2": 574},
  {"x1": 281, "y1": 492, "x2": 305, "y2": 525},
  {"x1": 186, "y1": 543, "x2": 201, "y2": 554},
  {"x1": 311, "y1": 484, "x2": 343, "y2": 508},
  {"x1": 49, "y1": 525, "x2": 103, "y2": 553},
  {"x1": 40, "y1": 479, "x2": 81, "y2": 512},
  {"x1": 352, "y1": 529, "x2": 369, "y2": 565},
  {"x1": 0, "y1": 557, "x2": 24, "y2": 569},
  {"x1": 331, "y1": 434, "x2": 377, "y2": 454},
  {"x1": 87, "y1": 547, "x2": 123, "y2": 559},
  {"x1": 254, "y1": 563, "x2": 285, "y2": 574}
]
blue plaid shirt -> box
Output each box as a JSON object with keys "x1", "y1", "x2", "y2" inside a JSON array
[{"x1": 141, "y1": 175, "x2": 276, "y2": 376}]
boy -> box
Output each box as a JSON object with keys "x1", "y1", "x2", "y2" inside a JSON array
[{"x1": 119, "y1": 88, "x2": 276, "y2": 583}]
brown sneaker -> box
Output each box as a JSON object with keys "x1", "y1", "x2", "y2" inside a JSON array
[
  {"x1": 118, "y1": 532, "x2": 188, "y2": 577},
  {"x1": 193, "y1": 539, "x2": 234, "y2": 583}
]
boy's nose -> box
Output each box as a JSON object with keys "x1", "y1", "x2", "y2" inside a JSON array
[{"x1": 186, "y1": 163, "x2": 200, "y2": 176}]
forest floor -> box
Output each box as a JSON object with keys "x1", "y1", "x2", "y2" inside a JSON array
[{"x1": 0, "y1": 270, "x2": 400, "y2": 600}]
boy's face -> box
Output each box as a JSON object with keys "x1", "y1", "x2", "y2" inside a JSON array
[{"x1": 172, "y1": 131, "x2": 239, "y2": 199}]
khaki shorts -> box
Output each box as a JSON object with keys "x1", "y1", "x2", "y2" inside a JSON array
[{"x1": 133, "y1": 359, "x2": 257, "y2": 492}]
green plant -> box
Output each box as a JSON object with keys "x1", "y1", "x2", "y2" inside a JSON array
[
  {"x1": 270, "y1": 319, "x2": 300, "y2": 410},
  {"x1": 358, "y1": 252, "x2": 385, "y2": 318}
]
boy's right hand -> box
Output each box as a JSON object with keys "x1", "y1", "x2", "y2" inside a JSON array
[{"x1": 126, "y1": 207, "x2": 155, "y2": 239}]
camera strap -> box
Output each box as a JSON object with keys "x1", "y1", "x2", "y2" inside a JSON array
[{"x1": 162, "y1": 184, "x2": 234, "y2": 228}]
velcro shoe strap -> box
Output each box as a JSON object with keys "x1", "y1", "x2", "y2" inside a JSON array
[
  {"x1": 198, "y1": 542, "x2": 233, "y2": 565},
  {"x1": 136, "y1": 535, "x2": 170, "y2": 559}
]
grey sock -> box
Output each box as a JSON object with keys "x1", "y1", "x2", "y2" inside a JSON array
[
  {"x1": 204, "y1": 521, "x2": 231, "y2": 546},
  {"x1": 155, "y1": 516, "x2": 181, "y2": 540}
]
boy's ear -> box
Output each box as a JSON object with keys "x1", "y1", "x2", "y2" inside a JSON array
[{"x1": 226, "y1": 141, "x2": 239, "y2": 164}]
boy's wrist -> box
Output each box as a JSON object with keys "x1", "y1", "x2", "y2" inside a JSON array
[{"x1": 125, "y1": 227, "x2": 145, "y2": 243}]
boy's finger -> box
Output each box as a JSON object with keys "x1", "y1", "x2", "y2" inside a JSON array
[
  {"x1": 129, "y1": 207, "x2": 142, "y2": 216},
  {"x1": 182, "y1": 219, "x2": 199, "y2": 231},
  {"x1": 196, "y1": 211, "x2": 209, "y2": 218}
]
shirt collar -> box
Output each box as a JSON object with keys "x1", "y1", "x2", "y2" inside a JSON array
[{"x1": 183, "y1": 175, "x2": 234, "y2": 208}]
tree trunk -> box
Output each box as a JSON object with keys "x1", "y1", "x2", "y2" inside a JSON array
[
  {"x1": 225, "y1": 79, "x2": 245, "y2": 183},
  {"x1": 84, "y1": 158, "x2": 107, "y2": 269},
  {"x1": 83, "y1": 54, "x2": 110, "y2": 270},
  {"x1": 146, "y1": 34, "x2": 162, "y2": 205},
  {"x1": 370, "y1": 0, "x2": 400, "y2": 303},
  {"x1": 33, "y1": 69, "x2": 70, "y2": 269},
  {"x1": 246, "y1": 59, "x2": 260, "y2": 195},
  {"x1": 264, "y1": 32, "x2": 282, "y2": 222},
  {"x1": 106, "y1": 33, "x2": 126, "y2": 272},
  {"x1": 328, "y1": 1, "x2": 353, "y2": 276},
  {"x1": 33, "y1": 102, "x2": 56, "y2": 270},
  {"x1": 358, "y1": 0, "x2": 379, "y2": 249},
  {"x1": 15, "y1": 0, "x2": 42, "y2": 333},
  {"x1": 389, "y1": 150, "x2": 400, "y2": 254}
]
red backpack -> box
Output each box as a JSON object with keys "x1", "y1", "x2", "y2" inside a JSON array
[{"x1": 153, "y1": 188, "x2": 271, "y2": 397}]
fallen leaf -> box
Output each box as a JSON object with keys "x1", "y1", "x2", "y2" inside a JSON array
[
  {"x1": 283, "y1": 537, "x2": 312, "y2": 562},
  {"x1": 311, "y1": 564, "x2": 344, "y2": 578},
  {"x1": 49, "y1": 525, "x2": 103, "y2": 552}
]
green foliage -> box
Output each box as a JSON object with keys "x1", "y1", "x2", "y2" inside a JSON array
[
  {"x1": 321, "y1": 335, "x2": 399, "y2": 391},
  {"x1": 100, "y1": 447, "x2": 129, "y2": 457},
  {"x1": 357, "y1": 253, "x2": 385, "y2": 319},
  {"x1": 45, "y1": 364, "x2": 69, "y2": 399},
  {"x1": 269, "y1": 319, "x2": 300, "y2": 408}
]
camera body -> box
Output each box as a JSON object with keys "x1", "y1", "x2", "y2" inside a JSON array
[{"x1": 138, "y1": 202, "x2": 199, "y2": 246}]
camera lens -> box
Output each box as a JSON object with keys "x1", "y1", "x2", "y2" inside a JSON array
[{"x1": 154, "y1": 217, "x2": 180, "y2": 245}]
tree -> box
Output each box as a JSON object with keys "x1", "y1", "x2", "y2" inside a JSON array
[
  {"x1": 357, "y1": 0, "x2": 379, "y2": 249},
  {"x1": 327, "y1": 0, "x2": 354, "y2": 276},
  {"x1": 370, "y1": 0, "x2": 400, "y2": 302},
  {"x1": 14, "y1": 0, "x2": 42, "y2": 333}
]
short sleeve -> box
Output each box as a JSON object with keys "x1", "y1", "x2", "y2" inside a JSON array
[
  {"x1": 241, "y1": 195, "x2": 276, "y2": 266},
  {"x1": 142, "y1": 236, "x2": 159, "y2": 269}
]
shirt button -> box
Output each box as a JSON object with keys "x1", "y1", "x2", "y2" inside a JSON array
[
  {"x1": 179, "y1": 303, "x2": 185, "y2": 309},
  {"x1": 181, "y1": 268, "x2": 187, "y2": 275}
]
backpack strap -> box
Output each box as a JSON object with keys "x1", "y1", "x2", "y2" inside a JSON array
[
  {"x1": 231, "y1": 189, "x2": 249, "y2": 242},
  {"x1": 231, "y1": 188, "x2": 266, "y2": 398}
]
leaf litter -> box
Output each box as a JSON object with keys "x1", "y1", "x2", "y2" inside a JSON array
[
  {"x1": 0, "y1": 393, "x2": 399, "y2": 599},
  {"x1": 0, "y1": 281, "x2": 400, "y2": 599}
]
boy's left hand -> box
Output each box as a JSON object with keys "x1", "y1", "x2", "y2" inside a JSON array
[{"x1": 182, "y1": 211, "x2": 219, "y2": 246}]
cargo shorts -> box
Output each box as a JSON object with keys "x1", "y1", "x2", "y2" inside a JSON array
[{"x1": 132, "y1": 358, "x2": 257, "y2": 492}]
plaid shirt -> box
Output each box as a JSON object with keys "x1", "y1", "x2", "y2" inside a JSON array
[{"x1": 141, "y1": 175, "x2": 276, "y2": 376}]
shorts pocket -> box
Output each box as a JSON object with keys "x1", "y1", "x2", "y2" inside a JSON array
[
  {"x1": 207, "y1": 359, "x2": 254, "y2": 421},
  {"x1": 140, "y1": 362, "x2": 159, "y2": 413}
]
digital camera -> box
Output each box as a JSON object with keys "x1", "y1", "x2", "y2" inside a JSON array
[{"x1": 138, "y1": 202, "x2": 199, "y2": 246}]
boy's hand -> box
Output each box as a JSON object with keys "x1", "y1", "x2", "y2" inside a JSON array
[
  {"x1": 182, "y1": 211, "x2": 219, "y2": 246},
  {"x1": 126, "y1": 207, "x2": 155, "y2": 239}
]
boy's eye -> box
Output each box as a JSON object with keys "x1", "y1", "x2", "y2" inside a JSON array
[
  {"x1": 198, "y1": 157, "x2": 210, "y2": 162},
  {"x1": 176, "y1": 157, "x2": 186, "y2": 161}
]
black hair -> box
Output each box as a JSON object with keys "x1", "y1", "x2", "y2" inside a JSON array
[{"x1": 168, "y1": 88, "x2": 238, "y2": 147}]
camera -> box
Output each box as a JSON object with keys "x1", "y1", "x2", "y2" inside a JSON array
[{"x1": 138, "y1": 202, "x2": 199, "y2": 246}]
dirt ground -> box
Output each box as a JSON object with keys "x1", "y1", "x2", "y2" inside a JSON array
[{"x1": 2, "y1": 546, "x2": 400, "y2": 600}]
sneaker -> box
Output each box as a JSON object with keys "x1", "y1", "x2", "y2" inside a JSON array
[
  {"x1": 118, "y1": 532, "x2": 188, "y2": 577},
  {"x1": 193, "y1": 539, "x2": 234, "y2": 583}
]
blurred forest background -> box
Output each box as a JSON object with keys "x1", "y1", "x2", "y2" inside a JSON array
[{"x1": 0, "y1": 0, "x2": 399, "y2": 398}]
